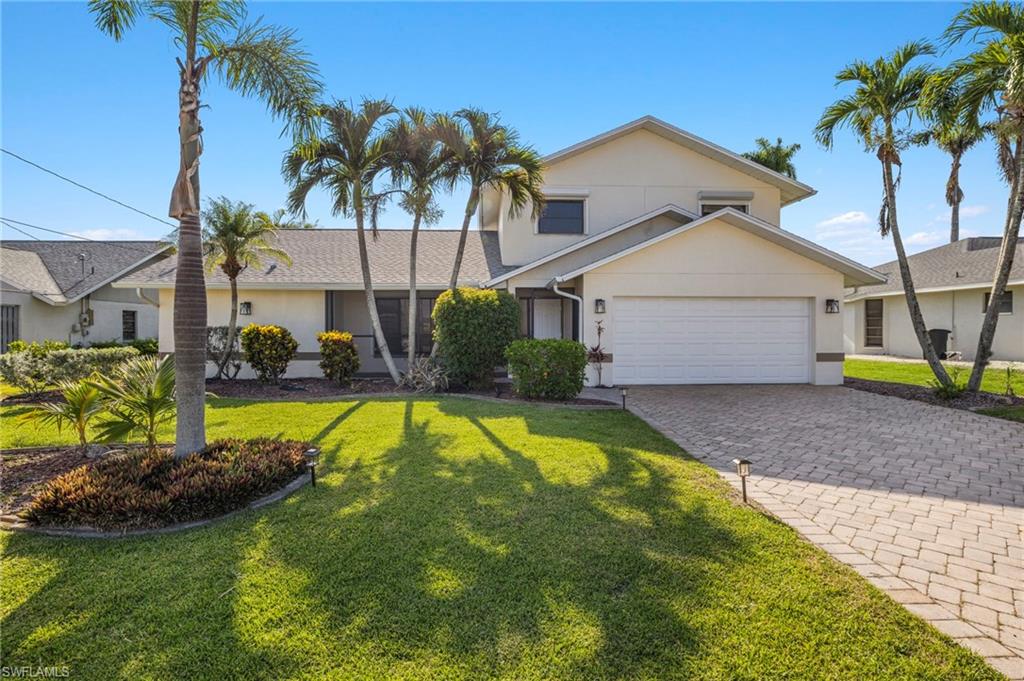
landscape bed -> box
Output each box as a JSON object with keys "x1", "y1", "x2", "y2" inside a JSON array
[{"x1": 0, "y1": 397, "x2": 999, "y2": 679}]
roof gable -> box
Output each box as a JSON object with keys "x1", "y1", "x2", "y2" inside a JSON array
[{"x1": 554, "y1": 208, "x2": 886, "y2": 287}]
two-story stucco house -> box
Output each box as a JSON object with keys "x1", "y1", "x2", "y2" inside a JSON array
[{"x1": 118, "y1": 116, "x2": 885, "y2": 385}]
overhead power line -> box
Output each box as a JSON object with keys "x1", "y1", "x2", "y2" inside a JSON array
[
  {"x1": 0, "y1": 219, "x2": 41, "y2": 240},
  {"x1": 1, "y1": 148, "x2": 176, "y2": 228},
  {"x1": 0, "y1": 217, "x2": 171, "y2": 254}
]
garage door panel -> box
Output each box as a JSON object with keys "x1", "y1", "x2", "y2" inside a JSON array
[{"x1": 613, "y1": 297, "x2": 810, "y2": 385}]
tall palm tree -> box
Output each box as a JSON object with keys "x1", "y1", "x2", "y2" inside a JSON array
[
  {"x1": 433, "y1": 109, "x2": 546, "y2": 293},
  {"x1": 815, "y1": 41, "x2": 953, "y2": 387},
  {"x1": 741, "y1": 137, "x2": 801, "y2": 179},
  {"x1": 285, "y1": 99, "x2": 403, "y2": 383},
  {"x1": 919, "y1": 79, "x2": 989, "y2": 243},
  {"x1": 939, "y1": 0, "x2": 1024, "y2": 391},
  {"x1": 89, "y1": 0, "x2": 321, "y2": 457},
  {"x1": 388, "y1": 108, "x2": 447, "y2": 366},
  {"x1": 202, "y1": 197, "x2": 293, "y2": 379}
]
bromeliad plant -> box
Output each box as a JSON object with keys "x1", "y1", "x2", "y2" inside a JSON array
[
  {"x1": 89, "y1": 355, "x2": 177, "y2": 453},
  {"x1": 22, "y1": 379, "x2": 105, "y2": 451}
]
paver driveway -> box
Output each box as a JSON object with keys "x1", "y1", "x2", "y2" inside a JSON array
[{"x1": 625, "y1": 385, "x2": 1024, "y2": 679}]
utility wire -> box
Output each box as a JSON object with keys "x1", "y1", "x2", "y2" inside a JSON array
[
  {"x1": 0, "y1": 219, "x2": 41, "y2": 240},
  {"x1": 2, "y1": 148, "x2": 176, "y2": 228},
  {"x1": 0, "y1": 217, "x2": 170, "y2": 254}
]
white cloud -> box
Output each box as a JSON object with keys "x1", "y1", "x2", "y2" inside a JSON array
[
  {"x1": 70, "y1": 228, "x2": 145, "y2": 240},
  {"x1": 904, "y1": 231, "x2": 944, "y2": 246},
  {"x1": 928, "y1": 204, "x2": 990, "y2": 225},
  {"x1": 816, "y1": 210, "x2": 870, "y2": 228}
]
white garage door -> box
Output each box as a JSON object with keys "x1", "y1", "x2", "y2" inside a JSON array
[{"x1": 613, "y1": 297, "x2": 810, "y2": 384}]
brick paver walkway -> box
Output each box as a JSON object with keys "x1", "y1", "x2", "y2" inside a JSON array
[{"x1": 624, "y1": 385, "x2": 1023, "y2": 679}]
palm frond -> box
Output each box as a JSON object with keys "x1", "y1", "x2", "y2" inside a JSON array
[{"x1": 87, "y1": 0, "x2": 143, "y2": 40}]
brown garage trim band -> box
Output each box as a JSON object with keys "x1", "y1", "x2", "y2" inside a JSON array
[{"x1": 816, "y1": 352, "x2": 845, "y2": 362}]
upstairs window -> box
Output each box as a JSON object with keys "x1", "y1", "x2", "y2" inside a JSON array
[
  {"x1": 700, "y1": 203, "x2": 749, "y2": 217},
  {"x1": 538, "y1": 199, "x2": 585, "y2": 234},
  {"x1": 984, "y1": 290, "x2": 1014, "y2": 315}
]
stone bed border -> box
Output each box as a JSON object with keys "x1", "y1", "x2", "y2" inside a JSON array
[{"x1": 0, "y1": 473, "x2": 309, "y2": 539}]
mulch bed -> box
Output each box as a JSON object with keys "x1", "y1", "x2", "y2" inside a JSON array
[
  {"x1": 844, "y1": 376, "x2": 1023, "y2": 412},
  {"x1": 0, "y1": 445, "x2": 149, "y2": 517}
]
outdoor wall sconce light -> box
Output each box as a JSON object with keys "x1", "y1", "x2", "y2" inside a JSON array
[
  {"x1": 594, "y1": 298, "x2": 606, "y2": 314},
  {"x1": 732, "y1": 458, "x2": 751, "y2": 503},
  {"x1": 239, "y1": 301, "x2": 253, "y2": 316},
  {"x1": 825, "y1": 299, "x2": 840, "y2": 314},
  {"x1": 619, "y1": 386, "x2": 629, "y2": 410},
  {"x1": 304, "y1": 447, "x2": 321, "y2": 487}
]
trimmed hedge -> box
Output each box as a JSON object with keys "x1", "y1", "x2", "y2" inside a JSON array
[
  {"x1": 240, "y1": 324, "x2": 298, "y2": 383},
  {"x1": 317, "y1": 331, "x2": 360, "y2": 385},
  {"x1": 505, "y1": 339, "x2": 588, "y2": 400},
  {"x1": 0, "y1": 346, "x2": 139, "y2": 395},
  {"x1": 433, "y1": 287, "x2": 519, "y2": 387},
  {"x1": 24, "y1": 438, "x2": 308, "y2": 529},
  {"x1": 89, "y1": 338, "x2": 159, "y2": 355}
]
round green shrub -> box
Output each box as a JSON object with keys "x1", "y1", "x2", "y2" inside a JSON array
[
  {"x1": 505, "y1": 339, "x2": 588, "y2": 400},
  {"x1": 317, "y1": 330, "x2": 361, "y2": 385},
  {"x1": 433, "y1": 287, "x2": 519, "y2": 388},
  {"x1": 240, "y1": 324, "x2": 299, "y2": 383}
]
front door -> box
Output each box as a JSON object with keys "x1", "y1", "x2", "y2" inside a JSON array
[{"x1": 533, "y1": 299, "x2": 563, "y2": 339}]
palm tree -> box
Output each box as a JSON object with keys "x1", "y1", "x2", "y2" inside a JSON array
[
  {"x1": 741, "y1": 137, "x2": 801, "y2": 179},
  {"x1": 202, "y1": 197, "x2": 293, "y2": 379},
  {"x1": 433, "y1": 109, "x2": 546, "y2": 293},
  {"x1": 939, "y1": 0, "x2": 1024, "y2": 391},
  {"x1": 388, "y1": 108, "x2": 448, "y2": 367},
  {"x1": 89, "y1": 0, "x2": 321, "y2": 457},
  {"x1": 285, "y1": 99, "x2": 403, "y2": 383},
  {"x1": 815, "y1": 41, "x2": 953, "y2": 387},
  {"x1": 919, "y1": 79, "x2": 989, "y2": 243},
  {"x1": 259, "y1": 208, "x2": 319, "y2": 230}
]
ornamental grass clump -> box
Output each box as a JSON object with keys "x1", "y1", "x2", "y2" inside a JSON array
[
  {"x1": 24, "y1": 438, "x2": 308, "y2": 529},
  {"x1": 317, "y1": 331, "x2": 360, "y2": 385},
  {"x1": 241, "y1": 324, "x2": 299, "y2": 383}
]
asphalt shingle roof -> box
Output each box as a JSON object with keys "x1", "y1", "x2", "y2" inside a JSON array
[
  {"x1": 848, "y1": 237, "x2": 1024, "y2": 298},
  {"x1": 119, "y1": 229, "x2": 512, "y2": 288},
  {"x1": 1, "y1": 240, "x2": 168, "y2": 303}
]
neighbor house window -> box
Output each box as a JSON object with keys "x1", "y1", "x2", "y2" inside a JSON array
[
  {"x1": 1, "y1": 305, "x2": 19, "y2": 353},
  {"x1": 538, "y1": 199, "x2": 585, "y2": 234},
  {"x1": 122, "y1": 310, "x2": 137, "y2": 341},
  {"x1": 864, "y1": 299, "x2": 883, "y2": 347},
  {"x1": 375, "y1": 296, "x2": 436, "y2": 356},
  {"x1": 700, "y1": 203, "x2": 749, "y2": 217},
  {"x1": 984, "y1": 290, "x2": 1014, "y2": 314}
]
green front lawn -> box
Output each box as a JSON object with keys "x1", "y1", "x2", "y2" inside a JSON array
[
  {"x1": 844, "y1": 358, "x2": 1023, "y2": 395},
  {"x1": 1, "y1": 398, "x2": 996, "y2": 679}
]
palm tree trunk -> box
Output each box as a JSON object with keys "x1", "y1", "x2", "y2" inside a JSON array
[
  {"x1": 216, "y1": 278, "x2": 239, "y2": 379},
  {"x1": 967, "y1": 135, "x2": 1024, "y2": 391},
  {"x1": 169, "y1": 7, "x2": 207, "y2": 458},
  {"x1": 407, "y1": 211, "x2": 422, "y2": 368},
  {"x1": 431, "y1": 186, "x2": 480, "y2": 358},
  {"x1": 949, "y1": 153, "x2": 962, "y2": 243},
  {"x1": 883, "y1": 158, "x2": 952, "y2": 387},
  {"x1": 354, "y1": 191, "x2": 401, "y2": 384}
]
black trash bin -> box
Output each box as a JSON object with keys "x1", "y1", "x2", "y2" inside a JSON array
[{"x1": 927, "y1": 329, "x2": 951, "y2": 359}]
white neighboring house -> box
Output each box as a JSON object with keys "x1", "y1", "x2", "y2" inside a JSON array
[
  {"x1": 845, "y1": 237, "x2": 1024, "y2": 362},
  {"x1": 0, "y1": 240, "x2": 171, "y2": 351},
  {"x1": 118, "y1": 115, "x2": 885, "y2": 385}
]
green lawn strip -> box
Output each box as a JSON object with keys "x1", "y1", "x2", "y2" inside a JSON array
[
  {"x1": 1, "y1": 398, "x2": 998, "y2": 679},
  {"x1": 844, "y1": 358, "x2": 1023, "y2": 395},
  {"x1": 975, "y1": 405, "x2": 1024, "y2": 423}
]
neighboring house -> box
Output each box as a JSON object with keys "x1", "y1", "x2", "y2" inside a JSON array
[
  {"x1": 118, "y1": 116, "x2": 885, "y2": 385},
  {"x1": 0, "y1": 240, "x2": 170, "y2": 351},
  {"x1": 845, "y1": 237, "x2": 1024, "y2": 362}
]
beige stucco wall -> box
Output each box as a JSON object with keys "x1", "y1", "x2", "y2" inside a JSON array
[
  {"x1": 1, "y1": 284, "x2": 158, "y2": 347},
  {"x1": 844, "y1": 284, "x2": 1024, "y2": 362},
  {"x1": 492, "y1": 128, "x2": 783, "y2": 266},
  {"x1": 579, "y1": 219, "x2": 846, "y2": 386}
]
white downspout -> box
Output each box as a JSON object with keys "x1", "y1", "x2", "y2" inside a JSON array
[
  {"x1": 551, "y1": 278, "x2": 583, "y2": 342},
  {"x1": 136, "y1": 288, "x2": 160, "y2": 307}
]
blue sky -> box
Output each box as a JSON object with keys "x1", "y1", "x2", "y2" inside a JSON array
[{"x1": 0, "y1": 1, "x2": 1008, "y2": 266}]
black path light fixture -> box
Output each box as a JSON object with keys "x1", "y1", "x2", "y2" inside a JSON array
[
  {"x1": 619, "y1": 386, "x2": 629, "y2": 410},
  {"x1": 825, "y1": 299, "x2": 840, "y2": 314},
  {"x1": 304, "y1": 447, "x2": 321, "y2": 487},
  {"x1": 732, "y1": 458, "x2": 751, "y2": 503}
]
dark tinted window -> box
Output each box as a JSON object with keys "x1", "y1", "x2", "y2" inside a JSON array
[
  {"x1": 538, "y1": 200, "x2": 584, "y2": 234},
  {"x1": 375, "y1": 297, "x2": 436, "y2": 356},
  {"x1": 122, "y1": 310, "x2": 137, "y2": 341},
  {"x1": 984, "y1": 290, "x2": 1014, "y2": 314},
  {"x1": 865, "y1": 299, "x2": 883, "y2": 347},
  {"x1": 700, "y1": 203, "x2": 748, "y2": 216}
]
